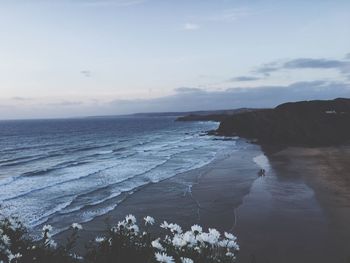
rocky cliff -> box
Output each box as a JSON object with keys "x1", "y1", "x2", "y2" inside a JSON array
[{"x1": 216, "y1": 98, "x2": 350, "y2": 146}]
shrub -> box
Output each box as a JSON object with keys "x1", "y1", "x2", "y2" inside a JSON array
[
  {"x1": 0, "y1": 214, "x2": 239, "y2": 263},
  {"x1": 0, "y1": 215, "x2": 82, "y2": 263}
]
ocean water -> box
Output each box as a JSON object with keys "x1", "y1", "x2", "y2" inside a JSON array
[{"x1": 0, "y1": 117, "x2": 235, "y2": 235}]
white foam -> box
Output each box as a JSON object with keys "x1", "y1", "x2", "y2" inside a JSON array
[
  {"x1": 97, "y1": 150, "x2": 113, "y2": 155},
  {"x1": 253, "y1": 154, "x2": 270, "y2": 171}
]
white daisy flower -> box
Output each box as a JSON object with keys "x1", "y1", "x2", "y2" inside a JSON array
[
  {"x1": 71, "y1": 223, "x2": 83, "y2": 230},
  {"x1": 1, "y1": 234, "x2": 11, "y2": 246},
  {"x1": 168, "y1": 223, "x2": 182, "y2": 234},
  {"x1": 172, "y1": 234, "x2": 186, "y2": 248},
  {"x1": 95, "y1": 237, "x2": 105, "y2": 243},
  {"x1": 154, "y1": 252, "x2": 175, "y2": 263},
  {"x1": 128, "y1": 224, "x2": 139, "y2": 234},
  {"x1": 191, "y1": 224, "x2": 202, "y2": 235},
  {"x1": 218, "y1": 239, "x2": 229, "y2": 247},
  {"x1": 181, "y1": 257, "x2": 194, "y2": 263},
  {"x1": 125, "y1": 214, "x2": 136, "y2": 225},
  {"x1": 70, "y1": 253, "x2": 84, "y2": 260},
  {"x1": 117, "y1": 220, "x2": 127, "y2": 230},
  {"x1": 182, "y1": 231, "x2": 196, "y2": 246},
  {"x1": 196, "y1": 232, "x2": 209, "y2": 244},
  {"x1": 144, "y1": 216, "x2": 155, "y2": 226},
  {"x1": 224, "y1": 232, "x2": 236, "y2": 241},
  {"x1": 197, "y1": 232, "x2": 217, "y2": 245},
  {"x1": 208, "y1": 228, "x2": 220, "y2": 239},
  {"x1": 227, "y1": 240, "x2": 239, "y2": 250},
  {"x1": 151, "y1": 238, "x2": 164, "y2": 251},
  {"x1": 42, "y1": 224, "x2": 53, "y2": 232},
  {"x1": 160, "y1": 221, "x2": 169, "y2": 229},
  {"x1": 8, "y1": 252, "x2": 22, "y2": 262}
]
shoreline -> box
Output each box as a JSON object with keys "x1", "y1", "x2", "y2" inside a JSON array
[
  {"x1": 54, "y1": 141, "x2": 350, "y2": 263},
  {"x1": 55, "y1": 140, "x2": 262, "y2": 251}
]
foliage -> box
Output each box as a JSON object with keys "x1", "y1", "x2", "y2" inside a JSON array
[
  {"x1": 0, "y1": 214, "x2": 239, "y2": 263},
  {"x1": 0, "y1": 216, "x2": 80, "y2": 263}
]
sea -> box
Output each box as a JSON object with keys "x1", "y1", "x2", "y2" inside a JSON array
[{"x1": 0, "y1": 117, "x2": 236, "y2": 235}]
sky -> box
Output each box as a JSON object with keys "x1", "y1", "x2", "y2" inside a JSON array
[{"x1": 0, "y1": 0, "x2": 349, "y2": 119}]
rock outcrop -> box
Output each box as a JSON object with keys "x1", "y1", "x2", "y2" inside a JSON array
[{"x1": 216, "y1": 98, "x2": 350, "y2": 146}]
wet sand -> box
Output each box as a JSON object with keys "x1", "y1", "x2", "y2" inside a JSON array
[
  {"x1": 236, "y1": 152, "x2": 331, "y2": 262},
  {"x1": 56, "y1": 142, "x2": 350, "y2": 263},
  {"x1": 268, "y1": 146, "x2": 350, "y2": 263}
]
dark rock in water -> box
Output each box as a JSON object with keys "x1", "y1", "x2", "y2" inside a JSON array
[{"x1": 216, "y1": 98, "x2": 350, "y2": 146}]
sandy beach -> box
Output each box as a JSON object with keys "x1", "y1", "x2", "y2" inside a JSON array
[
  {"x1": 56, "y1": 141, "x2": 350, "y2": 263},
  {"x1": 269, "y1": 146, "x2": 350, "y2": 262}
]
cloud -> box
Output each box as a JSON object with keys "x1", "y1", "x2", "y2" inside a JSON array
[
  {"x1": 254, "y1": 55, "x2": 350, "y2": 78},
  {"x1": 345, "y1": 53, "x2": 350, "y2": 60},
  {"x1": 183, "y1": 23, "x2": 200, "y2": 30},
  {"x1": 206, "y1": 8, "x2": 251, "y2": 22},
  {"x1": 107, "y1": 81, "x2": 350, "y2": 114},
  {"x1": 229, "y1": 76, "x2": 261, "y2": 82},
  {"x1": 73, "y1": 0, "x2": 146, "y2": 7},
  {"x1": 2, "y1": 81, "x2": 350, "y2": 119},
  {"x1": 47, "y1": 101, "x2": 83, "y2": 106},
  {"x1": 284, "y1": 58, "x2": 346, "y2": 69},
  {"x1": 80, "y1": 70, "x2": 92, "y2": 77},
  {"x1": 174, "y1": 87, "x2": 203, "y2": 93},
  {"x1": 14, "y1": 0, "x2": 147, "y2": 7},
  {"x1": 253, "y1": 62, "x2": 281, "y2": 76},
  {"x1": 11, "y1": 96, "x2": 33, "y2": 101}
]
